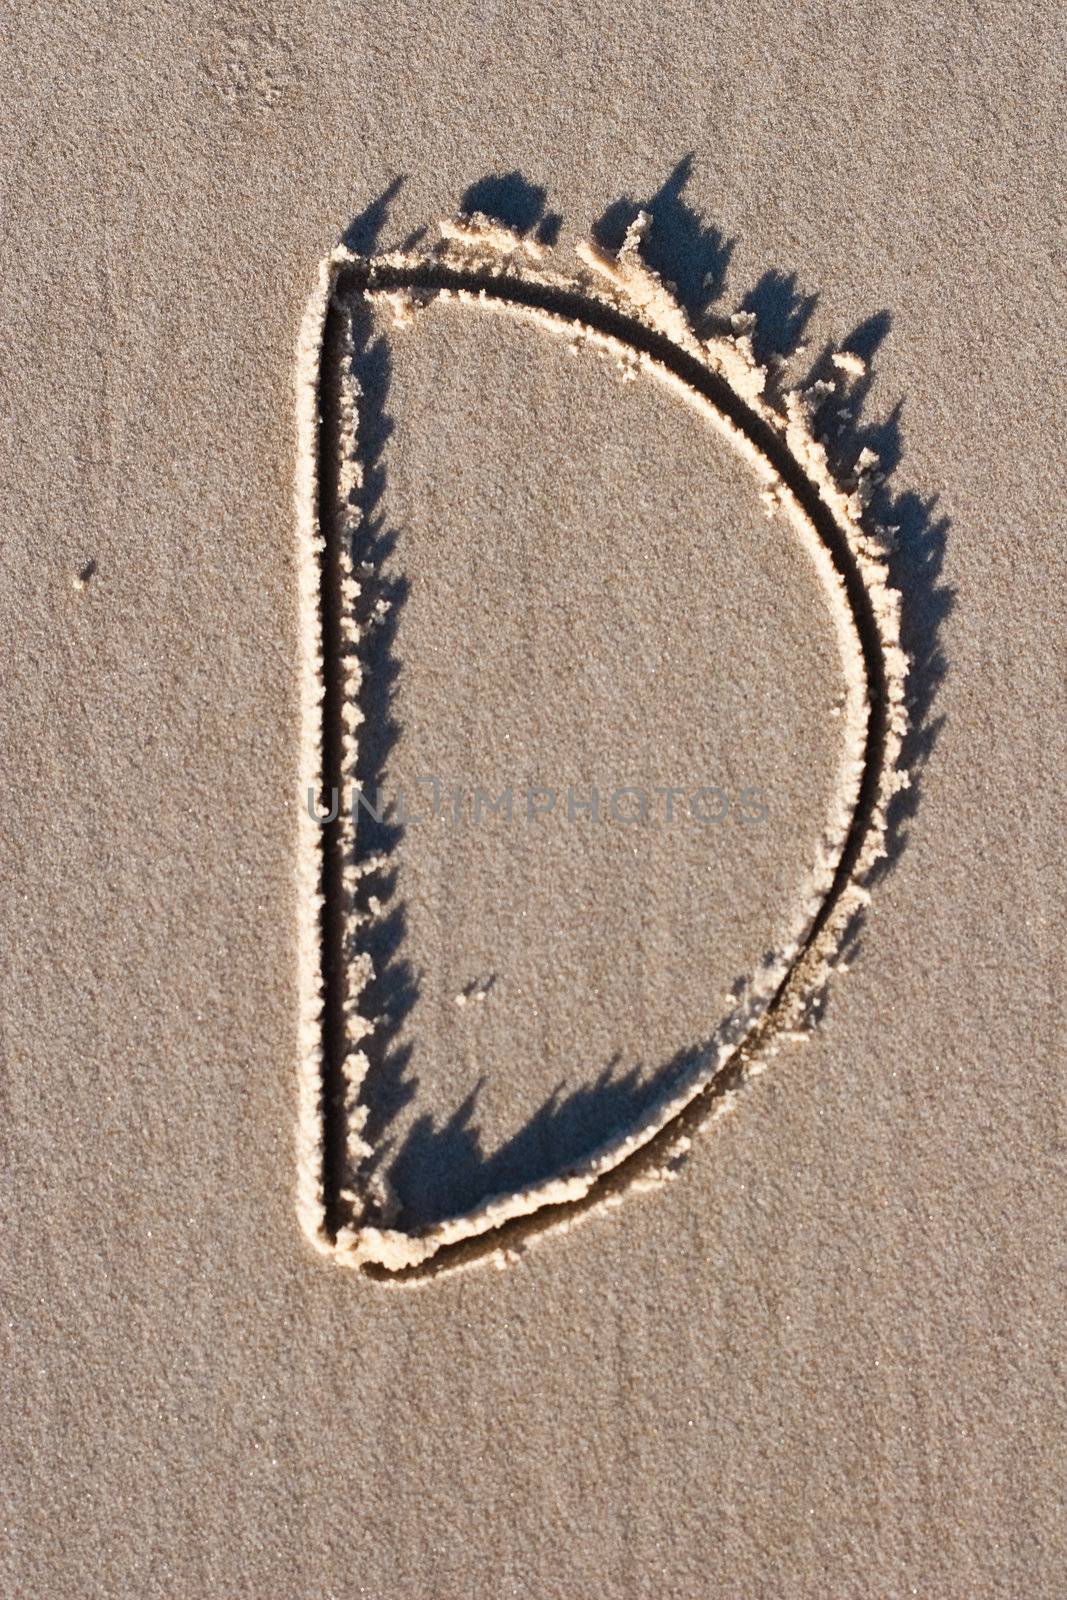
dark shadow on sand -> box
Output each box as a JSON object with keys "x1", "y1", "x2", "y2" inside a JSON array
[{"x1": 326, "y1": 163, "x2": 953, "y2": 1234}]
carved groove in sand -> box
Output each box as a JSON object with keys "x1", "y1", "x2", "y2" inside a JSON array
[{"x1": 293, "y1": 212, "x2": 909, "y2": 1281}]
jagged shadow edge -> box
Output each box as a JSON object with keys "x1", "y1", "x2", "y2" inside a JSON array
[{"x1": 294, "y1": 232, "x2": 908, "y2": 1284}]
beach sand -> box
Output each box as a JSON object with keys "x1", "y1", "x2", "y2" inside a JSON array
[{"x1": 3, "y1": 1, "x2": 1065, "y2": 1593}]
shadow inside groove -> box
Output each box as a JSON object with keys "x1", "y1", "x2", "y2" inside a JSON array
[
  {"x1": 329, "y1": 256, "x2": 893, "y2": 915},
  {"x1": 314, "y1": 303, "x2": 353, "y2": 1240},
  {"x1": 312, "y1": 175, "x2": 951, "y2": 1273},
  {"x1": 318, "y1": 265, "x2": 880, "y2": 1250}
]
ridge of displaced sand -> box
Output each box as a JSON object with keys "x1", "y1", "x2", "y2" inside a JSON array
[{"x1": 293, "y1": 212, "x2": 909, "y2": 1281}]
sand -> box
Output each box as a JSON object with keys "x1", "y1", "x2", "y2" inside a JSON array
[
  {"x1": 3, "y1": 1, "x2": 1065, "y2": 1594},
  {"x1": 296, "y1": 227, "x2": 905, "y2": 1274}
]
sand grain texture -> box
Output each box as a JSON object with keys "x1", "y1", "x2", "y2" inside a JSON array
[
  {"x1": 3, "y1": 1, "x2": 1065, "y2": 1595},
  {"x1": 297, "y1": 227, "x2": 906, "y2": 1275}
]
